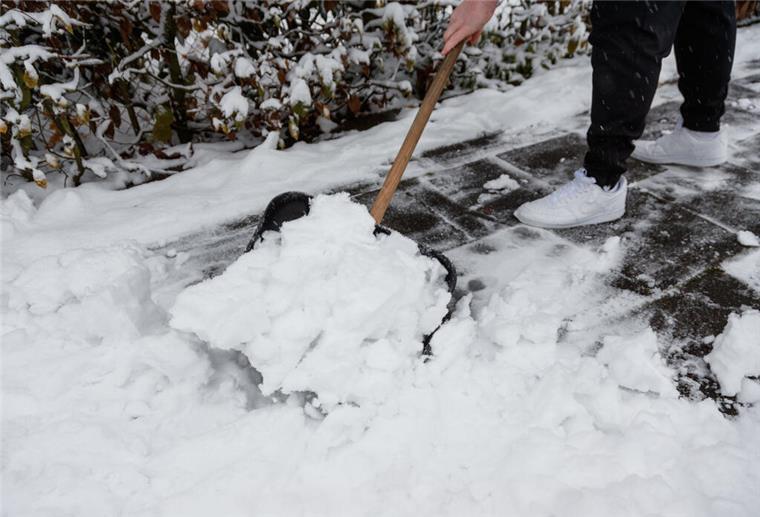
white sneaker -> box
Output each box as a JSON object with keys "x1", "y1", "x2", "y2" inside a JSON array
[
  {"x1": 632, "y1": 121, "x2": 727, "y2": 166},
  {"x1": 514, "y1": 169, "x2": 626, "y2": 229}
]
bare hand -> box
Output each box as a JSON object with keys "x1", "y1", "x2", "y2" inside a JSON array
[{"x1": 442, "y1": 0, "x2": 498, "y2": 55}]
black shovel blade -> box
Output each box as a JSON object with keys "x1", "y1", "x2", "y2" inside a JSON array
[
  {"x1": 246, "y1": 191, "x2": 458, "y2": 355},
  {"x1": 373, "y1": 225, "x2": 457, "y2": 356},
  {"x1": 372, "y1": 225, "x2": 457, "y2": 294},
  {"x1": 245, "y1": 192, "x2": 312, "y2": 252}
]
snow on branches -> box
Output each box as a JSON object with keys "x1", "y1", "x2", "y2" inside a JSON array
[{"x1": 1, "y1": 1, "x2": 589, "y2": 189}]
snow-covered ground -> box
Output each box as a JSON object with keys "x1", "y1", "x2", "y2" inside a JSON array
[{"x1": 3, "y1": 26, "x2": 760, "y2": 517}]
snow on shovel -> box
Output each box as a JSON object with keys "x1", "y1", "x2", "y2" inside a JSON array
[{"x1": 246, "y1": 41, "x2": 465, "y2": 354}]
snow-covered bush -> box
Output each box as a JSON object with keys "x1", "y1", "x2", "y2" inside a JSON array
[{"x1": 1, "y1": 1, "x2": 589, "y2": 188}]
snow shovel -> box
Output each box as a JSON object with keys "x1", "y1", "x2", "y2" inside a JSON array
[{"x1": 246, "y1": 41, "x2": 465, "y2": 353}]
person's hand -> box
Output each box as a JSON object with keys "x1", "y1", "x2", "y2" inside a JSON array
[{"x1": 442, "y1": 0, "x2": 498, "y2": 55}]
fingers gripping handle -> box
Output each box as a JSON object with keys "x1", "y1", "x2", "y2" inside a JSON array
[{"x1": 369, "y1": 41, "x2": 465, "y2": 224}]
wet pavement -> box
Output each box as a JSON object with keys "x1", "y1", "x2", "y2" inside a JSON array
[{"x1": 160, "y1": 73, "x2": 760, "y2": 414}]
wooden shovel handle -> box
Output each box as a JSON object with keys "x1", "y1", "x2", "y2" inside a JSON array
[{"x1": 369, "y1": 41, "x2": 465, "y2": 224}]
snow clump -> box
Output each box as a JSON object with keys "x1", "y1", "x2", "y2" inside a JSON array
[
  {"x1": 483, "y1": 174, "x2": 520, "y2": 192},
  {"x1": 705, "y1": 310, "x2": 760, "y2": 398},
  {"x1": 722, "y1": 248, "x2": 760, "y2": 294},
  {"x1": 219, "y1": 86, "x2": 249, "y2": 121},
  {"x1": 288, "y1": 78, "x2": 312, "y2": 107},
  {"x1": 737, "y1": 230, "x2": 760, "y2": 247},
  {"x1": 170, "y1": 193, "x2": 451, "y2": 411}
]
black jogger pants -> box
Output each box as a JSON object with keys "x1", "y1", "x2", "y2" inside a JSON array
[{"x1": 583, "y1": 1, "x2": 737, "y2": 188}]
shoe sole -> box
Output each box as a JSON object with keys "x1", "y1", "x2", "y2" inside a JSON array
[
  {"x1": 630, "y1": 151, "x2": 726, "y2": 167},
  {"x1": 514, "y1": 206, "x2": 625, "y2": 229}
]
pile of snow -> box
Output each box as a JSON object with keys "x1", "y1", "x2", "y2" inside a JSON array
[
  {"x1": 171, "y1": 193, "x2": 451, "y2": 410},
  {"x1": 5, "y1": 219, "x2": 760, "y2": 516},
  {"x1": 4, "y1": 27, "x2": 760, "y2": 514},
  {"x1": 706, "y1": 310, "x2": 760, "y2": 400},
  {"x1": 3, "y1": 243, "x2": 167, "y2": 351},
  {"x1": 1, "y1": 241, "x2": 241, "y2": 516}
]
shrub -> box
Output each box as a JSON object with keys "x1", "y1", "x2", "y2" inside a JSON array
[{"x1": 1, "y1": 1, "x2": 589, "y2": 188}]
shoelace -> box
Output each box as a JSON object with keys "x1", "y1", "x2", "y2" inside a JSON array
[{"x1": 547, "y1": 169, "x2": 598, "y2": 206}]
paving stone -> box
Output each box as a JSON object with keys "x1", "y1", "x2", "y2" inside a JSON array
[
  {"x1": 220, "y1": 213, "x2": 259, "y2": 233},
  {"x1": 686, "y1": 265, "x2": 760, "y2": 314},
  {"x1": 423, "y1": 158, "x2": 513, "y2": 207},
  {"x1": 639, "y1": 101, "x2": 681, "y2": 140},
  {"x1": 642, "y1": 99, "x2": 759, "y2": 141},
  {"x1": 497, "y1": 132, "x2": 666, "y2": 186},
  {"x1": 414, "y1": 186, "x2": 495, "y2": 238},
  {"x1": 497, "y1": 133, "x2": 584, "y2": 186},
  {"x1": 338, "y1": 179, "x2": 382, "y2": 197},
  {"x1": 554, "y1": 189, "x2": 661, "y2": 246},
  {"x1": 649, "y1": 270, "x2": 758, "y2": 347},
  {"x1": 477, "y1": 187, "x2": 538, "y2": 224},
  {"x1": 677, "y1": 188, "x2": 760, "y2": 233},
  {"x1": 633, "y1": 162, "x2": 760, "y2": 232},
  {"x1": 730, "y1": 74, "x2": 760, "y2": 95},
  {"x1": 644, "y1": 162, "x2": 758, "y2": 193},
  {"x1": 708, "y1": 104, "x2": 759, "y2": 131},
  {"x1": 351, "y1": 178, "x2": 488, "y2": 250},
  {"x1": 644, "y1": 266, "x2": 760, "y2": 413},
  {"x1": 734, "y1": 133, "x2": 760, "y2": 169},
  {"x1": 610, "y1": 201, "x2": 744, "y2": 295},
  {"x1": 421, "y1": 132, "x2": 505, "y2": 163}
]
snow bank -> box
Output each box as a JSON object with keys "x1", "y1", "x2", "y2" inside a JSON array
[
  {"x1": 0, "y1": 189, "x2": 35, "y2": 239},
  {"x1": 7, "y1": 222, "x2": 760, "y2": 517},
  {"x1": 706, "y1": 310, "x2": 760, "y2": 397},
  {"x1": 5, "y1": 243, "x2": 165, "y2": 341},
  {"x1": 1, "y1": 242, "x2": 235, "y2": 516},
  {"x1": 171, "y1": 193, "x2": 450, "y2": 410}
]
